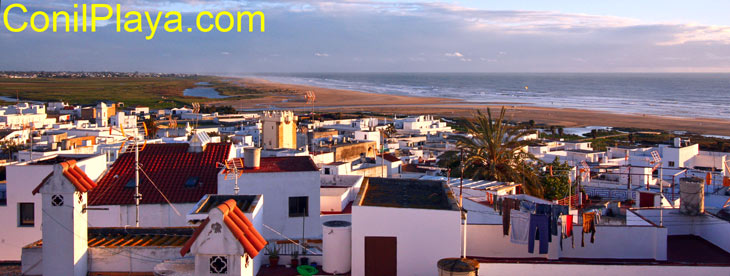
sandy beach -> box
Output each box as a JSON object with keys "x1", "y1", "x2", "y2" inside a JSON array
[{"x1": 214, "y1": 77, "x2": 730, "y2": 136}]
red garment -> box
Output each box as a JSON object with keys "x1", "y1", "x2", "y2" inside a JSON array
[{"x1": 564, "y1": 215, "x2": 573, "y2": 237}]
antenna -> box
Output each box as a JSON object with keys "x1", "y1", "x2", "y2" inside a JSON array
[
  {"x1": 218, "y1": 161, "x2": 241, "y2": 195},
  {"x1": 112, "y1": 120, "x2": 148, "y2": 227}
]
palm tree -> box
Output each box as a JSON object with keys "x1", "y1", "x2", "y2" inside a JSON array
[{"x1": 455, "y1": 107, "x2": 543, "y2": 197}]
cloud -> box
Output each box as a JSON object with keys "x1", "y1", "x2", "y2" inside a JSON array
[{"x1": 2, "y1": 0, "x2": 730, "y2": 72}]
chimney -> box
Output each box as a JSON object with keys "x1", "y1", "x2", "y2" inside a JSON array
[
  {"x1": 673, "y1": 137, "x2": 681, "y2": 147},
  {"x1": 679, "y1": 177, "x2": 704, "y2": 216},
  {"x1": 35, "y1": 161, "x2": 94, "y2": 276},
  {"x1": 244, "y1": 147, "x2": 261, "y2": 169}
]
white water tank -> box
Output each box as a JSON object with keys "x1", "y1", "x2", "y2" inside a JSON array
[
  {"x1": 322, "y1": 220, "x2": 352, "y2": 274},
  {"x1": 243, "y1": 147, "x2": 261, "y2": 169}
]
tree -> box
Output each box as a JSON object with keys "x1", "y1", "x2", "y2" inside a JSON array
[
  {"x1": 384, "y1": 124, "x2": 396, "y2": 138},
  {"x1": 143, "y1": 118, "x2": 159, "y2": 139},
  {"x1": 454, "y1": 107, "x2": 542, "y2": 197},
  {"x1": 557, "y1": 127, "x2": 564, "y2": 136},
  {"x1": 540, "y1": 157, "x2": 572, "y2": 200}
]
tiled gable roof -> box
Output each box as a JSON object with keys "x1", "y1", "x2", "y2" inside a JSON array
[
  {"x1": 180, "y1": 199, "x2": 267, "y2": 257},
  {"x1": 32, "y1": 160, "x2": 98, "y2": 195},
  {"x1": 89, "y1": 143, "x2": 231, "y2": 205}
]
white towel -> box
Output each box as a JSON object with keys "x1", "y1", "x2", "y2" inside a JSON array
[{"x1": 510, "y1": 210, "x2": 530, "y2": 245}]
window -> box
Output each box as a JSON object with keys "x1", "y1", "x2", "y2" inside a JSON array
[
  {"x1": 324, "y1": 168, "x2": 331, "y2": 175},
  {"x1": 288, "y1": 196, "x2": 308, "y2": 217},
  {"x1": 0, "y1": 185, "x2": 6, "y2": 206},
  {"x1": 125, "y1": 179, "x2": 135, "y2": 188},
  {"x1": 18, "y1": 203, "x2": 34, "y2": 227},
  {"x1": 51, "y1": 195, "x2": 64, "y2": 206},
  {"x1": 185, "y1": 176, "x2": 200, "y2": 188},
  {"x1": 668, "y1": 161, "x2": 675, "y2": 167},
  {"x1": 209, "y1": 256, "x2": 228, "y2": 274}
]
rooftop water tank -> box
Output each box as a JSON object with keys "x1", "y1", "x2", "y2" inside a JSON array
[
  {"x1": 322, "y1": 220, "x2": 351, "y2": 274},
  {"x1": 243, "y1": 147, "x2": 261, "y2": 169},
  {"x1": 437, "y1": 258, "x2": 479, "y2": 276}
]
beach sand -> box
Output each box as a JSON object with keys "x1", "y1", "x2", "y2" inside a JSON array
[{"x1": 214, "y1": 77, "x2": 730, "y2": 136}]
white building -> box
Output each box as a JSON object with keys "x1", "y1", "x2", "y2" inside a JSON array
[
  {"x1": 395, "y1": 115, "x2": 452, "y2": 135},
  {"x1": 351, "y1": 178, "x2": 462, "y2": 276},
  {"x1": 217, "y1": 152, "x2": 321, "y2": 240},
  {"x1": 0, "y1": 154, "x2": 106, "y2": 261}
]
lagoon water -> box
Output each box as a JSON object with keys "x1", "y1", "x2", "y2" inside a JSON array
[
  {"x1": 183, "y1": 87, "x2": 229, "y2": 99},
  {"x1": 251, "y1": 73, "x2": 730, "y2": 120}
]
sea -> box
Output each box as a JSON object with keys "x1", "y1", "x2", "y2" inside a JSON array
[{"x1": 247, "y1": 73, "x2": 730, "y2": 120}]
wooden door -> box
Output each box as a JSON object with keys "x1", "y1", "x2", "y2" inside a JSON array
[{"x1": 364, "y1": 236, "x2": 397, "y2": 276}]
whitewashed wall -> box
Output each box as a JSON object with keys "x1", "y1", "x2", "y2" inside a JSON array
[
  {"x1": 0, "y1": 154, "x2": 106, "y2": 261},
  {"x1": 465, "y1": 223, "x2": 667, "y2": 261},
  {"x1": 351, "y1": 206, "x2": 461, "y2": 276},
  {"x1": 88, "y1": 203, "x2": 196, "y2": 228},
  {"x1": 478, "y1": 262, "x2": 728, "y2": 276},
  {"x1": 635, "y1": 208, "x2": 730, "y2": 253},
  {"x1": 219, "y1": 170, "x2": 321, "y2": 240}
]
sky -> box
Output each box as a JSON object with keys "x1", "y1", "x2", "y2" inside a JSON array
[{"x1": 1, "y1": 0, "x2": 730, "y2": 73}]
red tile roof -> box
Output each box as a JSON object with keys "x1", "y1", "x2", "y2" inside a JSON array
[
  {"x1": 32, "y1": 160, "x2": 98, "y2": 195},
  {"x1": 89, "y1": 143, "x2": 231, "y2": 206},
  {"x1": 223, "y1": 156, "x2": 319, "y2": 174},
  {"x1": 180, "y1": 199, "x2": 267, "y2": 257}
]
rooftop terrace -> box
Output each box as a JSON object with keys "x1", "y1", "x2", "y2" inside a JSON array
[{"x1": 358, "y1": 177, "x2": 458, "y2": 210}]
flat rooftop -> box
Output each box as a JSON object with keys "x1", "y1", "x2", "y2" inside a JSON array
[
  {"x1": 25, "y1": 227, "x2": 194, "y2": 249},
  {"x1": 358, "y1": 177, "x2": 458, "y2": 210}
]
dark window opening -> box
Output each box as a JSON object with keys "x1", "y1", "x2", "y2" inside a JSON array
[
  {"x1": 289, "y1": 196, "x2": 308, "y2": 217},
  {"x1": 51, "y1": 195, "x2": 64, "y2": 206},
  {"x1": 209, "y1": 256, "x2": 228, "y2": 274},
  {"x1": 0, "y1": 185, "x2": 6, "y2": 206},
  {"x1": 324, "y1": 168, "x2": 331, "y2": 175},
  {"x1": 125, "y1": 179, "x2": 135, "y2": 188},
  {"x1": 668, "y1": 161, "x2": 675, "y2": 167},
  {"x1": 19, "y1": 203, "x2": 34, "y2": 227},
  {"x1": 185, "y1": 176, "x2": 200, "y2": 188}
]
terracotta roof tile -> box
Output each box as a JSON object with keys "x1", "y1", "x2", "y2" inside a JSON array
[
  {"x1": 180, "y1": 199, "x2": 267, "y2": 257},
  {"x1": 89, "y1": 143, "x2": 231, "y2": 205},
  {"x1": 32, "y1": 160, "x2": 98, "y2": 195}
]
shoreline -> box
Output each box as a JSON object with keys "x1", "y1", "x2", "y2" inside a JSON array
[{"x1": 213, "y1": 76, "x2": 730, "y2": 136}]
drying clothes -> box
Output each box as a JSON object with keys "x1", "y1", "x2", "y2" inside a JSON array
[
  {"x1": 551, "y1": 205, "x2": 569, "y2": 236},
  {"x1": 582, "y1": 212, "x2": 597, "y2": 247},
  {"x1": 520, "y1": 200, "x2": 536, "y2": 213},
  {"x1": 501, "y1": 198, "x2": 521, "y2": 235},
  {"x1": 528, "y1": 214, "x2": 550, "y2": 254},
  {"x1": 561, "y1": 215, "x2": 573, "y2": 237},
  {"x1": 493, "y1": 194, "x2": 499, "y2": 211},
  {"x1": 535, "y1": 204, "x2": 553, "y2": 242},
  {"x1": 510, "y1": 210, "x2": 530, "y2": 245}
]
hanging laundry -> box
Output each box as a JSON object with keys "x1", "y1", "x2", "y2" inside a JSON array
[
  {"x1": 561, "y1": 215, "x2": 573, "y2": 237},
  {"x1": 520, "y1": 200, "x2": 536, "y2": 213},
  {"x1": 582, "y1": 212, "x2": 597, "y2": 247},
  {"x1": 510, "y1": 210, "x2": 530, "y2": 245},
  {"x1": 528, "y1": 214, "x2": 550, "y2": 254},
  {"x1": 551, "y1": 205, "x2": 569, "y2": 236},
  {"x1": 535, "y1": 204, "x2": 552, "y2": 242},
  {"x1": 501, "y1": 198, "x2": 520, "y2": 235}
]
